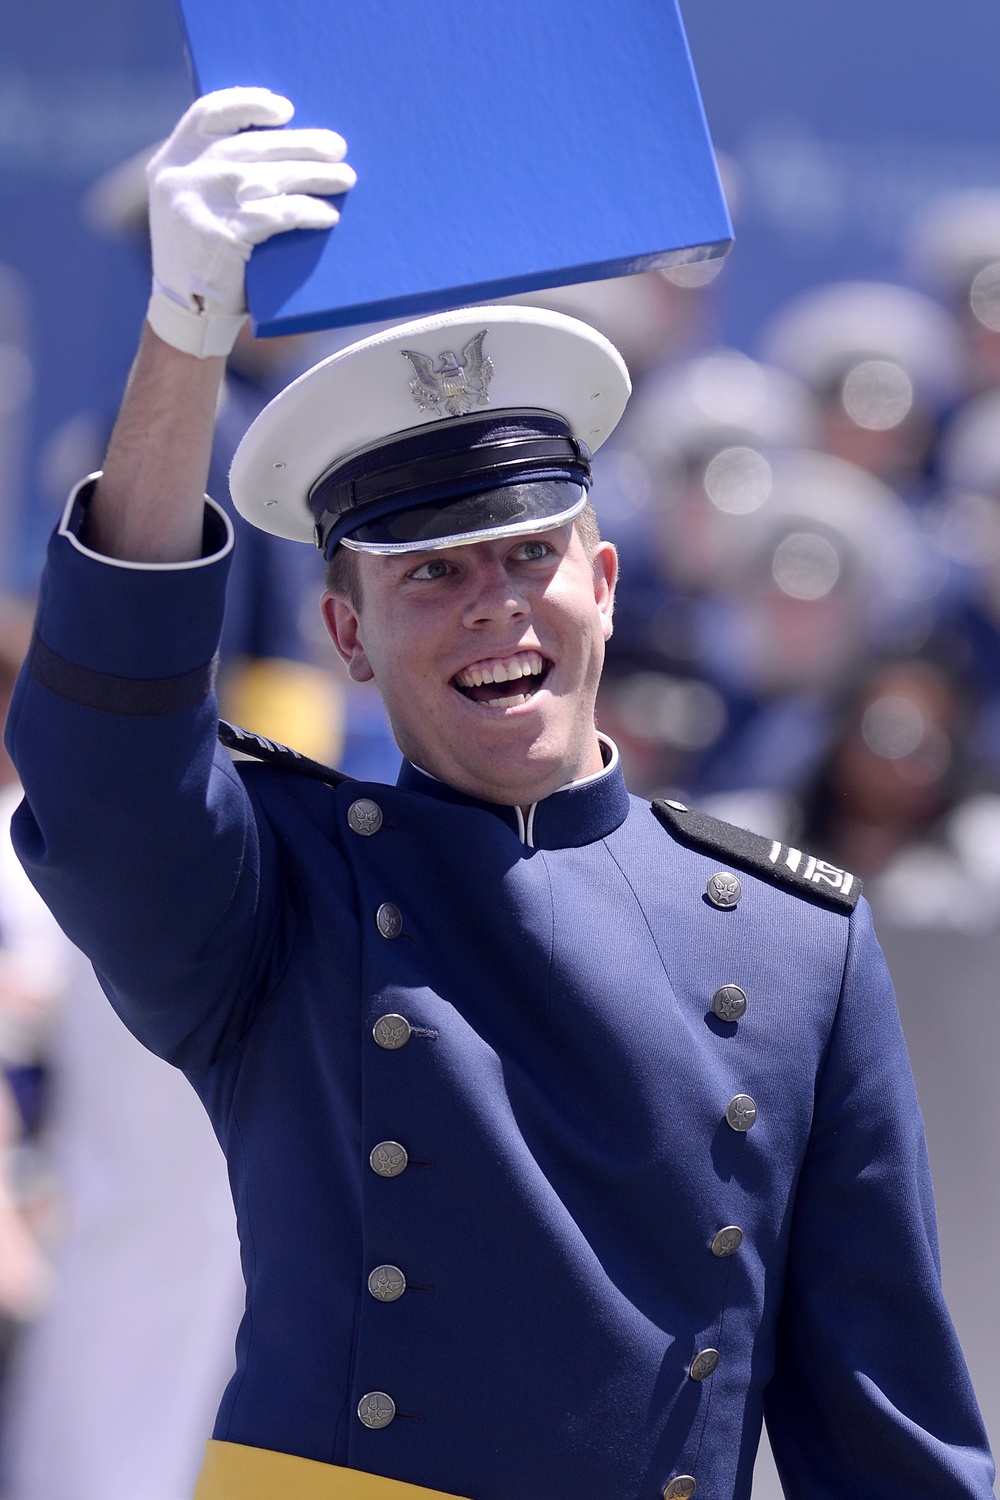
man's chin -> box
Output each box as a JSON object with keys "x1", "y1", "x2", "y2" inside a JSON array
[{"x1": 431, "y1": 726, "x2": 588, "y2": 807}]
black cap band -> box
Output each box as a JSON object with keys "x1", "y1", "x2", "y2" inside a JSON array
[{"x1": 309, "y1": 409, "x2": 592, "y2": 557}]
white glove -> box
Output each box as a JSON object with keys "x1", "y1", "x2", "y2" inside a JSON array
[{"x1": 146, "y1": 87, "x2": 355, "y2": 358}]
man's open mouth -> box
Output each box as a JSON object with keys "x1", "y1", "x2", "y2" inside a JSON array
[{"x1": 452, "y1": 650, "x2": 552, "y2": 708}]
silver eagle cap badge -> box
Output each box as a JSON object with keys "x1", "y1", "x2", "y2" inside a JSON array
[{"x1": 401, "y1": 330, "x2": 494, "y2": 416}]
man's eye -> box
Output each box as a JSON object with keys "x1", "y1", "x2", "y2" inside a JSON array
[
  {"x1": 514, "y1": 540, "x2": 553, "y2": 562},
  {"x1": 409, "y1": 558, "x2": 451, "y2": 581}
]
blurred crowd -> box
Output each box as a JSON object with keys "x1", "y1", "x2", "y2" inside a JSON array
[
  {"x1": 587, "y1": 190, "x2": 1000, "y2": 931},
  {"x1": 4, "y1": 164, "x2": 1000, "y2": 1496}
]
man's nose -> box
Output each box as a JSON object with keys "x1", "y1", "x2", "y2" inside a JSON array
[{"x1": 461, "y1": 561, "x2": 529, "y2": 628}]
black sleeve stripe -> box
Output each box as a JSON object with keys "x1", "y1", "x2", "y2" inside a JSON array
[
  {"x1": 28, "y1": 632, "x2": 218, "y2": 716},
  {"x1": 651, "y1": 799, "x2": 861, "y2": 913}
]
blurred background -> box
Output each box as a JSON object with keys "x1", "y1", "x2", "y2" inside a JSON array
[{"x1": 3, "y1": 1, "x2": 1000, "y2": 1495}]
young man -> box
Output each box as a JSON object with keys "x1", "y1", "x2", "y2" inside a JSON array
[{"x1": 6, "y1": 89, "x2": 995, "y2": 1500}]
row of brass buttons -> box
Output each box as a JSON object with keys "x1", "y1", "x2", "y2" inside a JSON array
[
  {"x1": 658, "y1": 847, "x2": 752, "y2": 1457},
  {"x1": 354, "y1": 805, "x2": 740, "y2": 1484},
  {"x1": 362, "y1": 916, "x2": 412, "y2": 1432},
  {"x1": 687, "y1": 869, "x2": 754, "y2": 1496}
]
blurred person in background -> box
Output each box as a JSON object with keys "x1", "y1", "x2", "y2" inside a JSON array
[
  {"x1": 595, "y1": 348, "x2": 819, "y2": 796},
  {"x1": 909, "y1": 190, "x2": 1000, "y2": 395},
  {"x1": 690, "y1": 450, "x2": 930, "y2": 809},
  {"x1": 920, "y1": 388, "x2": 1000, "y2": 785},
  {"x1": 797, "y1": 655, "x2": 967, "y2": 883},
  {"x1": 602, "y1": 424, "x2": 935, "y2": 814},
  {"x1": 760, "y1": 280, "x2": 965, "y2": 502},
  {"x1": 0, "y1": 601, "x2": 64, "y2": 1357}
]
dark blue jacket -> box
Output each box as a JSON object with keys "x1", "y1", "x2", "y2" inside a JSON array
[{"x1": 5, "y1": 485, "x2": 994, "y2": 1500}]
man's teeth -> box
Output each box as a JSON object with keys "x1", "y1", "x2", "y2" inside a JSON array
[
  {"x1": 455, "y1": 652, "x2": 545, "y2": 689},
  {"x1": 485, "y1": 692, "x2": 530, "y2": 708}
]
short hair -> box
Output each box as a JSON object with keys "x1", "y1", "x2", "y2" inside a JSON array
[{"x1": 323, "y1": 499, "x2": 602, "y2": 610}]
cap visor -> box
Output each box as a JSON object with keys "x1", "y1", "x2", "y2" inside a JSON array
[{"x1": 339, "y1": 480, "x2": 588, "y2": 555}]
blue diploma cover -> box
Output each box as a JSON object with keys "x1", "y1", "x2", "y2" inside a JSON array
[{"x1": 174, "y1": 0, "x2": 732, "y2": 336}]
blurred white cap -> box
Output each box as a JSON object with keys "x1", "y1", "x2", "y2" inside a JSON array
[
  {"x1": 625, "y1": 348, "x2": 818, "y2": 466},
  {"x1": 743, "y1": 448, "x2": 909, "y2": 578},
  {"x1": 761, "y1": 281, "x2": 965, "y2": 410},
  {"x1": 502, "y1": 272, "x2": 689, "y2": 378},
  {"x1": 908, "y1": 190, "x2": 1000, "y2": 296}
]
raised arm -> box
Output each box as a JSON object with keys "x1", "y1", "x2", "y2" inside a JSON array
[
  {"x1": 87, "y1": 86, "x2": 355, "y2": 563},
  {"x1": 88, "y1": 328, "x2": 225, "y2": 563},
  {"x1": 5, "y1": 88, "x2": 355, "y2": 1065}
]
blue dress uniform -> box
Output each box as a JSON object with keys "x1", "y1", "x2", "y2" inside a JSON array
[{"x1": 4, "y1": 483, "x2": 995, "y2": 1500}]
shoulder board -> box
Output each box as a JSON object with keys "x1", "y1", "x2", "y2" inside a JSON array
[
  {"x1": 651, "y1": 798, "x2": 861, "y2": 913},
  {"x1": 217, "y1": 719, "x2": 352, "y2": 790}
]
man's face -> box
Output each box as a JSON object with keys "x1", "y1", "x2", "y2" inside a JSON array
[{"x1": 322, "y1": 523, "x2": 618, "y2": 806}]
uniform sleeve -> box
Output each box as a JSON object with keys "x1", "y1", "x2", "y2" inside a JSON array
[
  {"x1": 4, "y1": 478, "x2": 282, "y2": 1070},
  {"x1": 764, "y1": 897, "x2": 996, "y2": 1498}
]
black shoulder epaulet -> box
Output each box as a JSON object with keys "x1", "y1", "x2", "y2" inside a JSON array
[
  {"x1": 217, "y1": 719, "x2": 352, "y2": 790},
  {"x1": 651, "y1": 798, "x2": 861, "y2": 913}
]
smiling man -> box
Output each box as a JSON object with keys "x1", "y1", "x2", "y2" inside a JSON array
[{"x1": 5, "y1": 88, "x2": 996, "y2": 1500}]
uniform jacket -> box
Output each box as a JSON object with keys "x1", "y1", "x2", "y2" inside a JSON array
[{"x1": 5, "y1": 485, "x2": 995, "y2": 1500}]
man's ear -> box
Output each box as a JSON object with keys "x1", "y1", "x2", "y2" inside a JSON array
[
  {"x1": 593, "y1": 541, "x2": 618, "y2": 641},
  {"x1": 321, "y1": 591, "x2": 375, "y2": 682}
]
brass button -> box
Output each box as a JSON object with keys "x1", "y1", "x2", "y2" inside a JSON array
[
  {"x1": 348, "y1": 798, "x2": 383, "y2": 836},
  {"x1": 357, "y1": 1391, "x2": 396, "y2": 1428},
  {"x1": 725, "y1": 1095, "x2": 758, "y2": 1132},
  {"x1": 663, "y1": 1479, "x2": 697, "y2": 1500},
  {"x1": 711, "y1": 984, "x2": 747, "y2": 1022},
  {"x1": 368, "y1": 1264, "x2": 406, "y2": 1302},
  {"x1": 376, "y1": 902, "x2": 402, "y2": 939},
  {"x1": 706, "y1": 872, "x2": 742, "y2": 908},
  {"x1": 689, "y1": 1348, "x2": 720, "y2": 1382},
  {"x1": 373, "y1": 1013, "x2": 411, "y2": 1049},
  {"x1": 711, "y1": 1225, "x2": 744, "y2": 1258},
  {"x1": 369, "y1": 1140, "x2": 408, "y2": 1178}
]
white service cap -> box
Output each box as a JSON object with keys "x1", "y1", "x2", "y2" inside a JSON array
[{"x1": 229, "y1": 303, "x2": 631, "y2": 555}]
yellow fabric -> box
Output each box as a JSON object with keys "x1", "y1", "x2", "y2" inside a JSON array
[
  {"x1": 219, "y1": 658, "x2": 345, "y2": 765},
  {"x1": 194, "y1": 1440, "x2": 472, "y2": 1500}
]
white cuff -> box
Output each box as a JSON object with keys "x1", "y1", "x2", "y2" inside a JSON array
[
  {"x1": 59, "y1": 473, "x2": 235, "y2": 571},
  {"x1": 146, "y1": 287, "x2": 247, "y2": 359}
]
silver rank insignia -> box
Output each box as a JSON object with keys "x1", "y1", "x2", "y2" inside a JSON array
[
  {"x1": 768, "y1": 842, "x2": 855, "y2": 897},
  {"x1": 402, "y1": 330, "x2": 494, "y2": 416}
]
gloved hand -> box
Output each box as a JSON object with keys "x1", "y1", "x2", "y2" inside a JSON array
[{"x1": 146, "y1": 87, "x2": 355, "y2": 358}]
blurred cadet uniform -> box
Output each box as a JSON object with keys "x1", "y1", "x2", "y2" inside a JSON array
[
  {"x1": 598, "y1": 349, "x2": 820, "y2": 796},
  {"x1": 8, "y1": 292, "x2": 995, "y2": 1500},
  {"x1": 599, "y1": 344, "x2": 929, "y2": 804},
  {"x1": 760, "y1": 280, "x2": 965, "y2": 503},
  {"x1": 922, "y1": 386, "x2": 1000, "y2": 782},
  {"x1": 0, "y1": 607, "x2": 65, "y2": 1360}
]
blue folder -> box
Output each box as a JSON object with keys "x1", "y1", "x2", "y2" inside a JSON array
[{"x1": 175, "y1": 0, "x2": 732, "y2": 336}]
